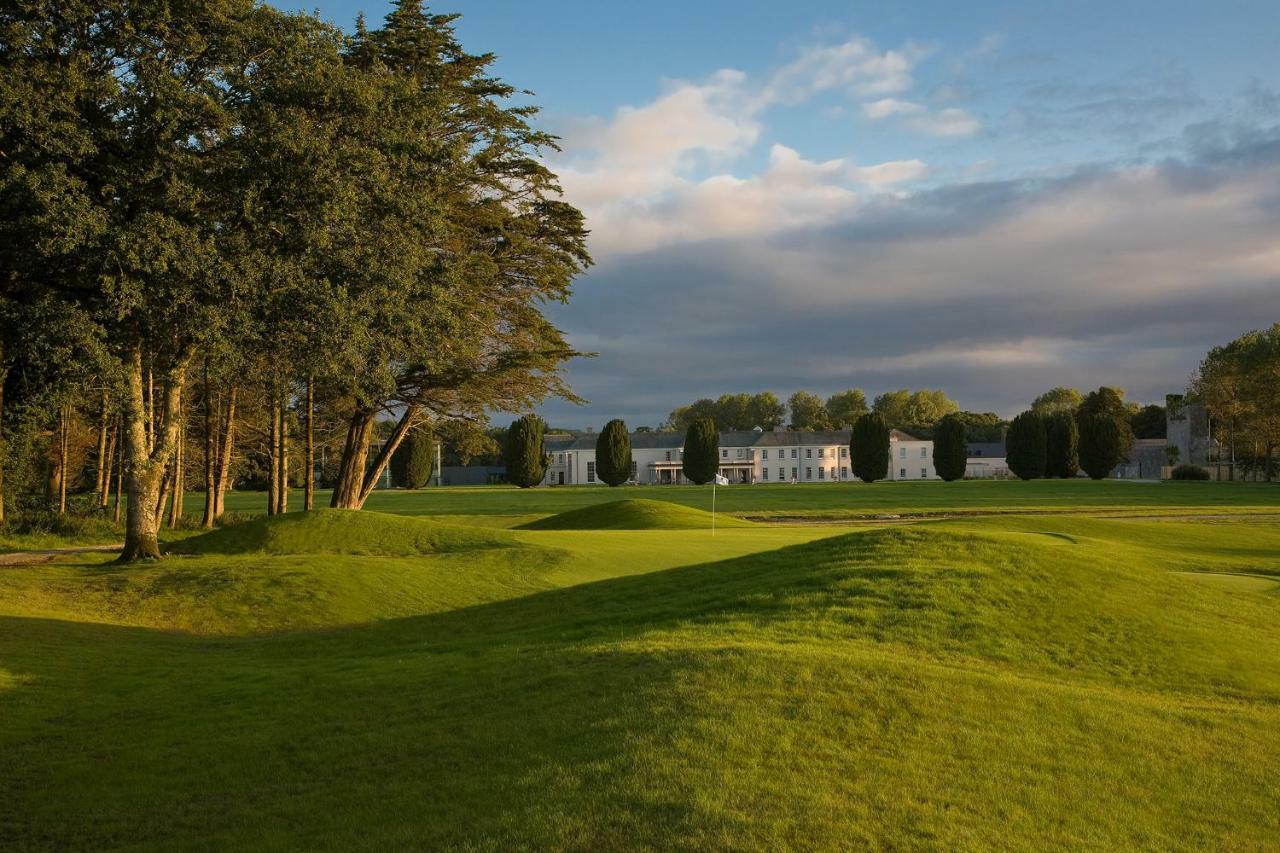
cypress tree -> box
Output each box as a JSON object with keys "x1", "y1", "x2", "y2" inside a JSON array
[
  {"x1": 851, "y1": 412, "x2": 890, "y2": 483},
  {"x1": 390, "y1": 426, "x2": 434, "y2": 488},
  {"x1": 505, "y1": 415, "x2": 549, "y2": 488},
  {"x1": 932, "y1": 414, "x2": 967, "y2": 482},
  {"x1": 1044, "y1": 411, "x2": 1079, "y2": 479},
  {"x1": 1078, "y1": 412, "x2": 1124, "y2": 480},
  {"x1": 1006, "y1": 411, "x2": 1047, "y2": 480},
  {"x1": 682, "y1": 417, "x2": 719, "y2": 485},
  {"x1": 595, "y1": 418, "x2": 632, "y2": 487}
]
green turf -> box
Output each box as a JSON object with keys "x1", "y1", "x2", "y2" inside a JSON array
[
  {"x1": 222, "y1": 478, "x2": 1280, "y2": 522},
  {"x1": 2, "y1": 507, "x2": 1279, "y2": 849},
  {"x1": 519, "y1": 497, "x2": 753, "y2": 530}
]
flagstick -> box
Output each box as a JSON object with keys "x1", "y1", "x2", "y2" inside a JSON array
[{"x1": 712, "y1": 479, "x2": 716, "y2": 537}]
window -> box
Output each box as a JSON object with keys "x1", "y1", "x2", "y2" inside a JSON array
[
  {"x1": 817, "y1": 448, "x2": 824, "y2": 458},
  {"x1": 780, "y1": 468, "x2": 786, "y2": 481},
  {"x1": 762, "y1": 468, "x2": 769, "y2": 480},
  {"x1": 791, "y1": 448, "x2": 798, "y2": 458},
  {"x1": 921, "y1": 468, "x2": 928, "y2": 479},
  {"x1": 664, "y1": 451, "x2": 671, "y2": 461},
  {"x1": 899, "y1": 468, "x2": 906, "y2": 479},
  {"x1": 791, "y1": 467, "x2": 798, "y2": 480},
  {"x1": 721, "y1": 449, "x2": 728, "y2": 459},
  {"x1": 840, "y1": 447, "x2": 848, "y2": 457},
  {"x1": 830, "y1": 467, "x2": 836, "y2": 480},
  {"x1": 736, "y1": 448, "x2": 744, "y2": 458},
  {"x1": 900, "y1": 447, "x2": 907, "y2": 459},
  {"x1": 921, "y1": 447, "x2": 928, "y2": 458},
  {"x1": 557, "y1": 453, "x2": 564, "y2": 463},
  {"x1": 587, "y1": 462, "x2": 596, "y2": 483},
  {"x1": 818, "y1": 466, "x2": 825, "y2": 480},
  {"x1": 806, "y1": 448, "x2": 812, "y2": 458},
  {"x1": 631, "y1": 461, "x2": 638, "y2": 480},
  {"x1": 761, "y1": 449, "x2": 768, "y2": 460},
  {"x1": 841, "y1": 466, "x2": 849, "y2": 479},
  {"x1": 806, "y1": 467, "x2": 813, "y2": 480}
]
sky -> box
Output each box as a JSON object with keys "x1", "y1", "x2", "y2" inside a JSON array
[{"x1": 280, "y1": 0, "x2": 1280, "y2": 428}]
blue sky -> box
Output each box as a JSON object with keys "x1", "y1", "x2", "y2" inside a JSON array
[{"x1": 279, "y1": 0, "x2": 1280, "y2": 426}]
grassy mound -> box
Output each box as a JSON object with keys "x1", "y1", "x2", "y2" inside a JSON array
[
  {"x1": 521, "y1": 498, "x2": 753, "y2": 530},
  {"x1": 3, "y1": 516, "x2": 1280, "y2": 849},
  {"x1": 171, "y1": 509, "x2": 513, "y2": 557}
]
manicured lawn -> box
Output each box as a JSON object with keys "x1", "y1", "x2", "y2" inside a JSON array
[
  {"x1": 223, "y1": 478, "x2": 1280, "y2": 523},
  {"x1": 2, "y1": 505, "x2": 1279, "y2": 849}
]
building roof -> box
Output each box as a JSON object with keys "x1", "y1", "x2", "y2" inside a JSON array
[
  {"x1": 889, "y1": 429, "x2": 920, "y2": 442},
  {"x1": 966, "y1": 442, "x2": 1005, "y2": 458}
]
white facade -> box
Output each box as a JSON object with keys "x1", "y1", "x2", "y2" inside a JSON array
[{"x1": 541, "y1": 428, "x2": 949, "y2": 485}]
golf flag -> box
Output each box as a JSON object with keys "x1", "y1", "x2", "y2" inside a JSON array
[{"x1": 714, "y1": 474, "x2": 730, "y2": 485}]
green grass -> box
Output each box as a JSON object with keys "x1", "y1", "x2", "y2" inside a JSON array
[
  {"x1": 223, "y1": 478, "x2": 1280, "y2": 523},
  {"x1": 2, "y1": 501, "x2": 1280, "y2": 849},
  {"x1": 520, "y1": 497, "x2": 753, "y2": 530}
]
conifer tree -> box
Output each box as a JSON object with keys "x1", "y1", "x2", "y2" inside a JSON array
[
  {"x1": 682, "y1": 418, "x2": 719, "y2": 485},
  {"x1": 851, "y1": 413, "x2": 890, "y2": 483},
  {"x1": 932, "y1": 414, "x2": 968, "y2": 482},
  {"x1": 390, "y1": 426, "x2": 434, "y2": 488},
  {"x1": 505, "y1": 415, "x2": 549, "y2": 488},
  {"x1": 595, "y1": 419, "x2": 632, "y2": 487},
  {"x1": 1078, "y1": 412, "x2": 1124, "y2": 480},
  {"x1": 1006, "y1": 411, "x2": 1047, "y2": 480},
  {"x1": 1044, "y1": 411, "x2": 1080, "y2": 479}
]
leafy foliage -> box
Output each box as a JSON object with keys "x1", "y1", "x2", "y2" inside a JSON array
[
  {"x1": 851, "y1": 413, "x2": 890, "y2": 483},
  {"x1": 595, "y1": 419, "x2": 632, "y2": 487},
  {"x1": 824, "y1": 389, "x2": 868, "y2": 428},
  {"x1": 1078, "y1": 412, "x2": 1125, "y2": 480},
  {"x1": 788, "y1": 391, "x2": 832, "y2": 430},
  {"x1": 1006, "y1": 411, "x2": 1047, "y2": 480},
  {"x1": 1170, "y1": 464, "x2": 1210, "y2": 481},
  {"x1": 872, "y1": 389, "x2": 958, "y2": 428},
  {"x1": 390, "y1": 426, "x2": 435, "y2": 489}
]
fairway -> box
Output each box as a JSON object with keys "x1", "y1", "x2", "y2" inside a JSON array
[{"x1": 2, "y1": 493, "x2": 1280, "y2": 850}]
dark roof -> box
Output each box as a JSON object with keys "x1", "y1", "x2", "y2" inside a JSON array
[
  {"x1": 966, "y1": 442, "x2": 1005, "y2": 458},
  {"x1": 889, "y1": 429, "x2": 920, "y2": 441}
]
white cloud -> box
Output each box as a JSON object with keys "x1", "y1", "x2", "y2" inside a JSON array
[
  {"x1": 762, "y1": 36, "x2": 926, "y2": 103},
  {"x1": 863, "y1": 100, "x2": 982, "y2": 137}
]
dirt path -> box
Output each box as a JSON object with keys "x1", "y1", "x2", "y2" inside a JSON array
[{"x1": 0, "y1": 544, "x2": 122, "y2": 566}]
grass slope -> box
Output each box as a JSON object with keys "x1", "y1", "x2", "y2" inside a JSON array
[
  {"x1": 520, "y1": 498, "x2": 753, "y2": 530},
  {"x1": 171, "y1": 508, "x2": 512, "y2": 556},
  {"x1": 1, "y1": 516, "x2": 1279, "y2": 849},
  {"x1": 221, "y1": 479, "x2": 1280, "y2": 523}
]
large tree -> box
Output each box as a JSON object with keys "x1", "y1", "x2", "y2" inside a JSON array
[
  {"x1": 1193, "y1": 324, "x2": 1280, "y2": 479},
  {"x1": 1006, "y1": 411, "x2": 1047, "y2": 480},
  {"x1": 851, "y1": 413, "x2": 890, "y2": 483},
  {"x1": 872, "y1": 389, "x2": 958, "y2": 429},
  {"x1": 1077, "y1": 387, "x2": 1136, "y2": 460},
  {"x1": 932, "y1": 414, "x2": 967, "y2": 482},
  {"x1": 323, "y1": 2, "x2": 590, "y2": 509},
  {"x1": 826, "y1": 389, "x2": 868, "y2": 428},
  {"x1": 682, "y1": 418, "x2": 719, "y2": 485},
  {"x1": 595, "y1": 419, "x2": 632, "y2": 487},
  {"x1": 1031, "y1": 387, "x2": 1083, "y2": 415},
  {"x1": 1078, "y1": 413, "x2": 1125, "y2": 480},
  {"x1": 788, "y1": 391, "x2": 833, "y2": 431}
]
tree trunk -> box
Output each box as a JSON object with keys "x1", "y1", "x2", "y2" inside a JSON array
[
  {"x1": 213, "y1": 387, "x2": 237, "y2": 518},
  {"x1": 267, "y1": 396, "x2": 279, "y2": 516},
  {"x1": 100, "y1": 423, "x2": 117, "y2": 509},
  {"x1": 202, "y1": 368, "x2": 216, "y2": 528},
  {"x1": 357, "y1": 405, "x2": 420, "y2": 506},
  {"x1": 330, "y1": 409, "x2": 378, "y2": 509},
  {"x1": 57, "y1": 405, "x2": 69, "y2": 514},
  {"x1": 304, "y1": 377, "x2": 314, "y2": 511},
  {"x1": 277, "y1": 397, "x2": 289, "y2": 515},
  {"x1": 120, "y1": 345, "x2": 192, "y2": 562},
  {"x1": 94, "y1": 391, "x2": 109, "y2": 503},
  {"x1": 113, "y1": 416, "x2": 124, "y2": 524},
  {"x1": 167, "y1": 395, "x2": 184, "y2": 528}
]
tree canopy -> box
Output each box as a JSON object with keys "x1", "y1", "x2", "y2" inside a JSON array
[{"x1": 595, "y1": 419, "x2": 632, "y2": 487}]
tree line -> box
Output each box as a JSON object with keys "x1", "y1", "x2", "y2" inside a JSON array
[{"x1": 0, "y1": 0, "x2": 590, "y2": 558}]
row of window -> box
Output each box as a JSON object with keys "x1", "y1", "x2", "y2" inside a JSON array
[
  {"x1": 761, "y1": 466, "x2": 848, "y2": 482},
  {"x1": 900, "y1": 447, "x2": 928, "y2": 459}
]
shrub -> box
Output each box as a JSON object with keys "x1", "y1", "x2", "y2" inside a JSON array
[
  {"x1": 1006, "y1": 411, "x2": 1047, "y2": 480},
  {"x1": 595, "y1": 419, "x2": 633, "y2": 487},
  {"x1": 1077, "y1": 412, "x2": 1125, "y2": 480},
  {"x1": 504, "y1": 415, "x2": 550, "y2": 488},
  {"x1": 851, "y1": 413, "x2": 890, "y2": 483},
  {"x1": 682, "y1": 418, "x2": 719, "y2": 485},
  {"x1": 1170, "y1": 464, "x2": 1210, "y2": 481},
  {"x1": 390, "y1": 426, "x2": 434, "y2": 489},
  {"x1": 1044, "y1": 411, "x2": 1080, "y2": 479},
  {"x1": 932, "y1": 414, "x2": 967, "y2": 482}
]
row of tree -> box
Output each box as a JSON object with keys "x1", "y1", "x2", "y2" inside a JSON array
[
  {"x1": 0, "y1": 0, "x2": 590, "y2": 557},
  {"x1": 1006, "y1": 388, "x2": 1135, "y2": 480},
  {"x1": 664, "y1": 388, "x2": 980, "y2": 433}
]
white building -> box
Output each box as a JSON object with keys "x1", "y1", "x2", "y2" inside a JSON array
[{"x1": 541, "y1": 427, "x2": 950, "y2": 485}]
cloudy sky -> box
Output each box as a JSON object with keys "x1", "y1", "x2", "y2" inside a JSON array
[{"x1": 288, "y1": 0, "x2": 1280, "y2": 427}]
